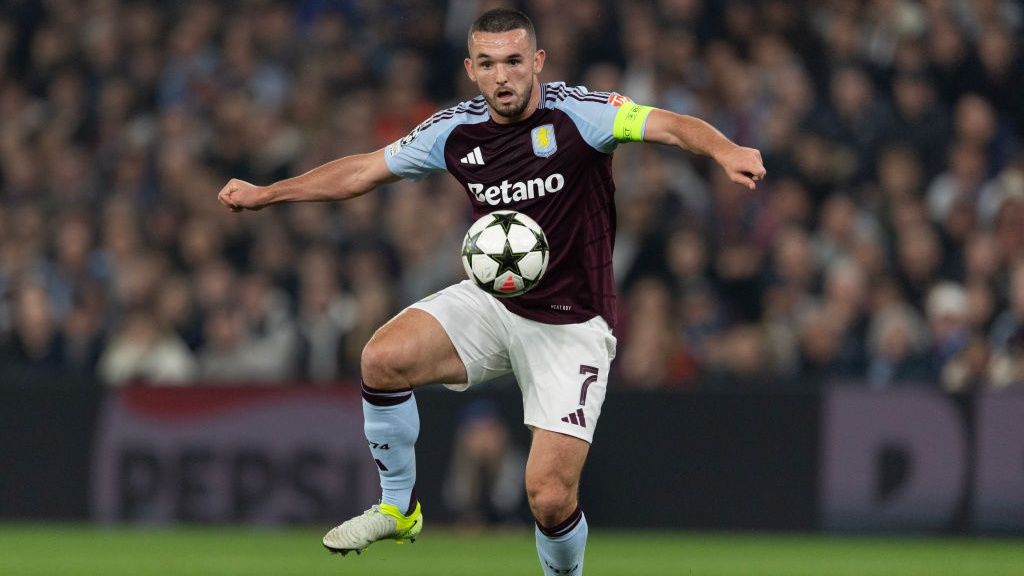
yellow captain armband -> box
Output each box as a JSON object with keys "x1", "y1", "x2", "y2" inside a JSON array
[{"x1": 612, "y1": 103, "x2": 654, "y2": 142}]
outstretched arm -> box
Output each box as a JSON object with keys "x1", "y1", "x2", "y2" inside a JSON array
[
  {"x1": 217, "y1": 148, "x2": 401, "y2": 211},
  {"x1": 642, "y1": 109, "x2": 766, "y2": 190}
]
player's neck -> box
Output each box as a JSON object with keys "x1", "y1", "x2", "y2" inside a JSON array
[{"x1": 488, "y1": 80, "x2": 542, "y2": 125}]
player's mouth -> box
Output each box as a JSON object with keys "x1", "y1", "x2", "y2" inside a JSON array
[{"x1": 495, "y1": 88, "x2": 515, "y2": 103}]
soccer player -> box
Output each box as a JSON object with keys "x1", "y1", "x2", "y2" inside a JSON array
[{"x1": 218, "y1": 8, "x2": 765, "y2": 575}]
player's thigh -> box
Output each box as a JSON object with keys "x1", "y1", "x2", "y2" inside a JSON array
[
  {"x1": 408, "y1": 280, "x2": 514, "y2": 390},
  {"x1": 363, "y1": 307, "x2": 468, "y2": 388},
  {"x1": 525, "y1": 428, "x2": 590, "y2": 496},
  {"x1": 510, "y1": 316, "x2": 616, "y2": 442}
]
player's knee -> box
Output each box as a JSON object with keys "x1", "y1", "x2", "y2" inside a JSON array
[
  {"x1": 526, "y1": 477, "x2": 576, "y2": 527},
  {"x1": 360, "y1": 339, "x2": 410, "y2": 390}
]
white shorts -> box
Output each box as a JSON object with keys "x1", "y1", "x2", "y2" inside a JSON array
[{"x1": 409, "y1": 280, "x2": 617, "y2": 443}]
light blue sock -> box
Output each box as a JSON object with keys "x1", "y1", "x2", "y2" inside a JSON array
[
  {"x1": 535, "y1": 507, "x2": 587, "y2": 576},
  {"x1": 361, "y1": 382, "x2": 419, "y2": 514}
]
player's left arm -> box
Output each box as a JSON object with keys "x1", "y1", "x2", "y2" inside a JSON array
[{"x1": 630, "y1": 107, "x2": 766, "y2": 190}]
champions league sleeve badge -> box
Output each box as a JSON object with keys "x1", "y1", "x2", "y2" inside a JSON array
[{"x1": 531, "y1": 124, "x2": 558, "y2": 158}]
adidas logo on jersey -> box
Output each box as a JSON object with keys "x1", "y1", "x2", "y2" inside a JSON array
[
  {"x1": 460, "y1": 146, "x2": 485, "y2": 165},
  {"x1": 561, "y1": 408, "x2": 586, "y2": 428}
]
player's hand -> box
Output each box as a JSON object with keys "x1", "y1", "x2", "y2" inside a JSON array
[
  {"x1": 716, "y1": 146, "x2": 766, "y2": 190},
  {"x1": 217, "y1": 178, "x2": 266, "y2": 212}
]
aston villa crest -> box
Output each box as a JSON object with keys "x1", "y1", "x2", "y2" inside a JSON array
[{"x1": 531, "y1": 124, "x2": 557, "y2": 158}]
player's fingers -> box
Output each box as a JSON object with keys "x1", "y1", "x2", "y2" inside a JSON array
[
  {"x1": 733, "y1": 172, "x2": 757, "y2": 190},
  {"x1": 218, "y1": 184, "x2": 240, "y2": 209}
]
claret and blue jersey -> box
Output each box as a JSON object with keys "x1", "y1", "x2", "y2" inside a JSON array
[{"x1": 384, "y1": 82, "x2": 651, "y2": 329}]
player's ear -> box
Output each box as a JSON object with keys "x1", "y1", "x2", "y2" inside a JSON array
[
  {"x1": 533, "y1": 49, "x2": 545, "y2": 74},
  {"x1": 464, "y1": 57, "x2": 477, "y2": 82}
]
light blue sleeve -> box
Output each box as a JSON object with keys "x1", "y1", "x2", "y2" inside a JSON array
[
  {"x1": 547, "y1": 84, "x2": 634, "y2": 154},
  {"x1": 383, "y1": 101, "x2": 488, "y2": 180}
]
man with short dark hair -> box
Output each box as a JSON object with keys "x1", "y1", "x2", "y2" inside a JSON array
[{"x1": 218, "y1": 8, "x2": 764, "y2": 575}]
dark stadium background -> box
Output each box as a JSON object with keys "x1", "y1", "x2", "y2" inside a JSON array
[{"x1": 1, "y1": 1, "x2": 1022, "y2": 574}]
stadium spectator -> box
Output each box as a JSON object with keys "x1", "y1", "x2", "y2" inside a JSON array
[
  {"x1": 866, "y1": 302, "x2": 931, "y2": 388},
  {"x1": 97, "y1": 307, "x2": 197, "y2": 386},
  {"x1": 990, "y1": 261, "x2": 1024, "y2": 351}
]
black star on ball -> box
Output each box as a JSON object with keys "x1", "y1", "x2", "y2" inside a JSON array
[
  {"x1": 529, "y1": 225, "x2": 549, "y2": 253},
  {"x1": 462, "y1": 229, "x2": 486, "y2": 258},
  {"x1": 488, "y1": 239, "x2": 529, "y2": 278},
  {"x1": 486, "y1": 212, "x2": 520, "y2": 235}
]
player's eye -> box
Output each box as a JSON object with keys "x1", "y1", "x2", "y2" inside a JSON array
[
  {"x1": 508, "y1": 59, "x2": 521, "y2": 66},
  {"x1": 480, "y1": 61, "x2": 492, "y2": 70}
]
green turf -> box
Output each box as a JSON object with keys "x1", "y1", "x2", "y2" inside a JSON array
[{"x1": 1, "y1": 524, "x2": 1022, "y2": 576}]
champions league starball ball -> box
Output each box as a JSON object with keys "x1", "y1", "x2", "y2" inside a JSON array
[{"x1": 461, "y1": 210, "x2": 549, "y2": 297}]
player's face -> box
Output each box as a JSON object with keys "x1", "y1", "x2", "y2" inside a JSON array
[{"x1": 465, "y1": 29, "x2": 545, "y2": 123}]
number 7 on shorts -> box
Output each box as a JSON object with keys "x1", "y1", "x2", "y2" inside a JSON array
[{"x1": 578, "y1": 365, "x2": 598, "y2": 406}]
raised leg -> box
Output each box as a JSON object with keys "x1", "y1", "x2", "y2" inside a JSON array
[{"x1": 324, "y1": 308, "x2": 467, "y2": 554}]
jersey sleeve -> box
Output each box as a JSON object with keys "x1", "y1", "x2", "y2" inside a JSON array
[
  {"x1": 383, "y1": 116, "x2": 452, "y2": 181},
  {"x1": 548, "y1": 85, "x2": 653, "y2": 154},
  {"x1": 383, "y1": 100, "x2": 489, "y2": 181}
]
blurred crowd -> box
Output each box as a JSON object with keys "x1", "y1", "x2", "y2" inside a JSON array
[{"x1": 1, "y1": 0, "x2": 1023, "y2": 391}]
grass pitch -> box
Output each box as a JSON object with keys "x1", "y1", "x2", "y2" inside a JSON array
[{"x1": 1, "y1": 523, "x2": 1021, "y2": 576}]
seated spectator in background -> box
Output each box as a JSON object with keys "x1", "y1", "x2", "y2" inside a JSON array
[
  {"x1": 814, "y1": 64, "x2": 893, "y2": 181},
  {"x1": 977, "y1": 152, "x2": 1024, "y2": 228},
  {"x1": 443, "y1": 400, "x2": 526, "y2": 529},
  {"x1": 0, "y1": 281, "x2": 66, "y2": 370},
  {"x1": 927, "y1": 139, "x2": 990, "y2": 225},
  {"x1": 989, "y1": 326, "x2": 1024, "y2": 390},
  {"x1": 942, "y1": 333, "x2": 992, "y2": 392},
  {"x1": 63, "y1": 289, "x2": 106, "y2": 371},
  {"x1": 98, "y1": 307, "x2": 196, "y2": 386},
  {"x1": 47, "y1": 209, "x2": 110, "y2": 323},
  {"x1": 866, "y1": 302, "x2": 931, "y2": 388},
  {"x1": 990, "y1": 260, "x2": 1024, "y2": 350},
  {"x1": 617, "y1": 278, "x2": 698, "y2": 389},
  {"x1": 678, "y1": 280, "x2": 729, "y2": 369},
  {"x1": 154, "y1": 275, "x2": 202, "y2": 351},
  {"x1": 196, "y1": 279, "x2": 297, "y2": 383},
  {"x1": 238, "y1": 272, "x2": 297, "y2": 367},
  {"x1": 665, "y1": 228, "x2": 710, "y2": 289},
  {"x1": 703, "y1": 323, "x2": 774, "y2": 389},
  {"x1": 770, "y1": 226, "x2": 818, "y2": 295},
  {"x1": 926, "y1": 282, "x2": 971, "y2": 381},
  {"x1": 896, "y1": 220, "x2": 944, "y2": 307},
  {"x1": 951, "y1": 94, "x2": 1007, "y2": 172},
  {"x1": 820, "y1": 259, "x2": 871, "y2": 375},
  {"x1": 883, "y1": 69, "x2": 950, "y2": 175},
  {"x1": 797, "y1": 301, "x2": 864, "y2": 386},
  {"x1": 813, "y1": 194, "x2": 882, "y2": 266},
  {"x1": 295, "y1": 245, "x2": 354, "y2": 382},
  {"x1": 993, "y1": 194, "x2": 1024, "y2": 265},
  {"x1": 876, "y1": 144, "x2": 925, "y2": 208},
  {"x1": 964, "y1": 277, "x2": 997, "y2": 334}
]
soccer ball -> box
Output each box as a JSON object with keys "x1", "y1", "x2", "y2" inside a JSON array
[{"x1": 461, "y1": 210, "x2": 549, "y2": 297}]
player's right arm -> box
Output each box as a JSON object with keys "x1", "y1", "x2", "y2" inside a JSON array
[
  {"x1": 217, "y1": 148, "x2": 400, "y2": 211},
  {"x1": 218, "y1": 100, "x2": 480, "y2": 212}
]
